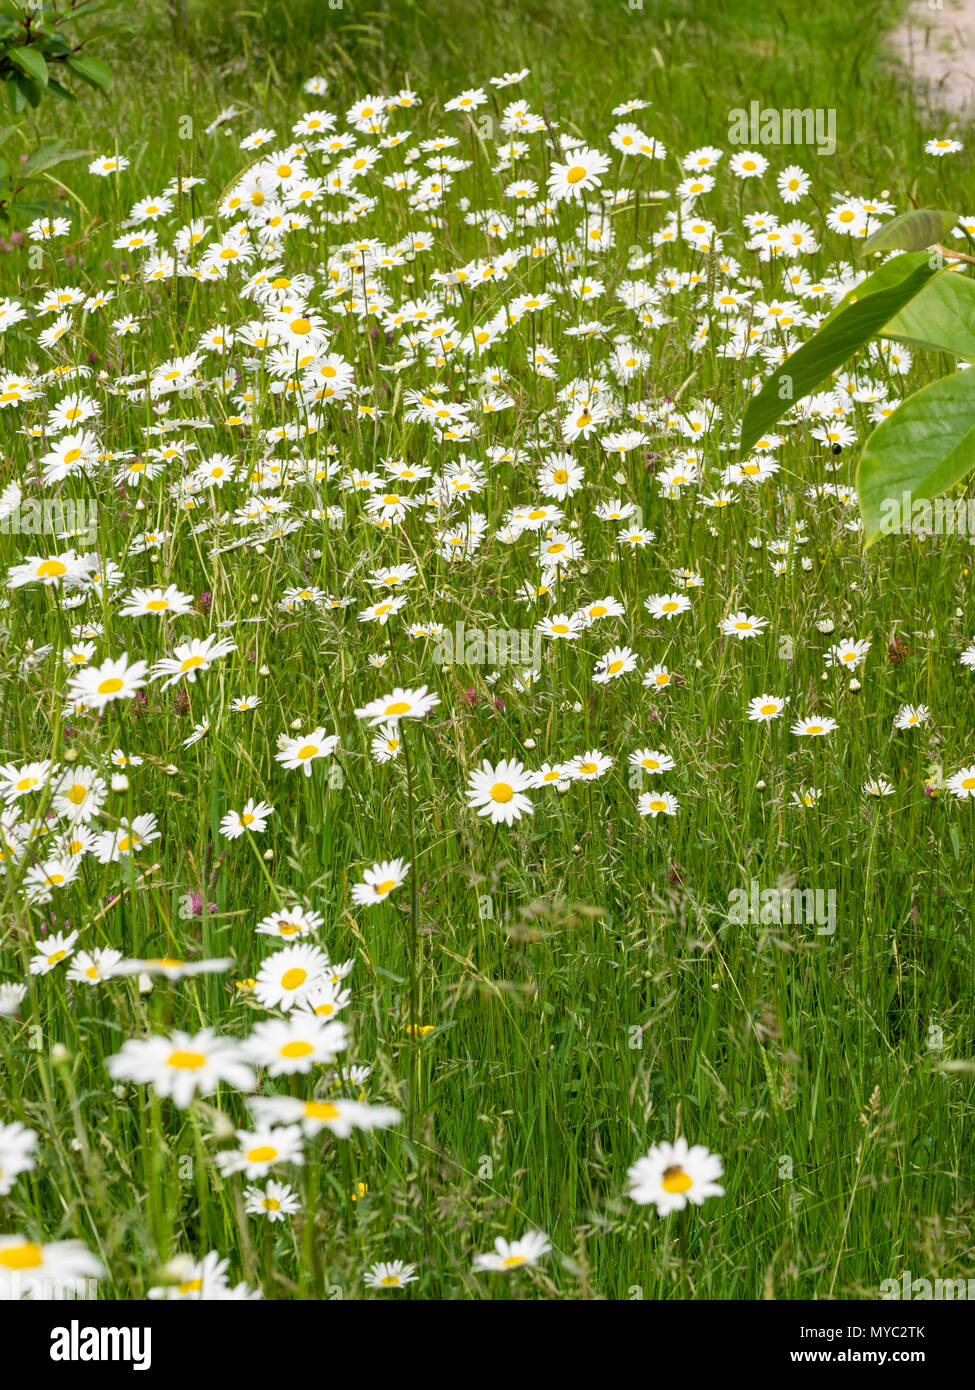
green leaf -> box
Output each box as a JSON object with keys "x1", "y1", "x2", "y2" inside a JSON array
[
  {"x1": 64, "y1": 54, "x2": 112, "y2": 90},
  {"x1": 739, "y1": 253, "x2": 943, "y2": 452},
  {"x1": 6, "y1": 71, "x2": 41, "y2": 110},
  {"x1": 22, "y1": 141, "x2": 86, "y2": 177},
  {"x1": 0, "y1": 122, "x2": 18, "y2": 148},
  {"x1": 46, "y1": 77, "x2": 78, "y2": 102},
  {"x1": 7, "y1": 46, "x2": 49, "y2": 88},
  {"x1": 879, "y1": 271, "x2": 975, "y2": 360},
  {"x1": 863, "y1": 207, "x2": 957, "y2": 254},
  {"x1": 821, "y1": 250, "x2": 934, "y2": 324},
  {"x1": 857, "y1": 369, "x2": 975, "y2": 545},
  {"x1": 5, "y1": 73, "x2": 25, "y2": 115}
]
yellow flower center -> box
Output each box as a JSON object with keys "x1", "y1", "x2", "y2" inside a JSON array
[
  {"x1": 280, "y1": 1041, "x2": 314, "y2": 1059},
  {"x1": 662, "y1": 1165, "x2": 693, "y2": 1193},
  {"x1": 167, "y1": 1050, "x2": 206, "y2": 1070},
  {"x1": 281, "y1": 967, "x2": 307, "y2": 991},
  {"x1": 247, "y1": 1146, "x2": 277, "y2": 1163},
  {"x1": 490, "y1": 782, "x2": 514, "y2": 803},
  {"x1": 0, "y1": 1242, "x2": 43, "y2": 1270}
]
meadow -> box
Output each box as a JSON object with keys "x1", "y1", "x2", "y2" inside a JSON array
[{"x1": 0, "y1": 0, "x2": 973, "y2": 1301}]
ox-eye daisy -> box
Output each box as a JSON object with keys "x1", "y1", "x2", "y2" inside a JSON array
[
  {"x1": 275, "y1": 728, "x2": 339, "y2": 775},
  {"x1": 106, "y1": 1029, "x2": 254, "y2": 1107},
  {"x1": 355, "y1": 685, "x2": 440, "y2": 725},
  {"x1": 365, "y1": 1259, "x2": 418, "y2": 1290},
  {"x1": 244, "y1": 1180, "x2": 300, "y2": 1223},
  {"x1": 628, "y1": 1137, "x2": 725, "y2": 1215},
  {"x1": 466, "y1": 758, "x2": 534, "y2": 824},
  {"x1": 351, "y1": 858, "x2": 410, "y2": 906},
  {"x1": 638, "y1": 790, "x2": 679, "y2": 818},
  {"x1": 473, "y1": 1230, "x2": 551, "y2": 1272}
]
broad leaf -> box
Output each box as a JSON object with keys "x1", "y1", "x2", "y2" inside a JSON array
[
  {"x1": 22, "y1": 141, "x2": 87, "y2": 177},
  {"x1": 857, "y1": 368, "x2": 975, "y2": 544},
  {"x1": 822, "y1": 250, "x2": 933, "y2": 324},
  {"x1": 64, "y1": 54, "x2": 112, "y2": 90},
  {"x1": 863, "y1": 207, "x2": 957, "y2": 254},
  {"x1": 879, "y1": 271, "x2": 975, "y2": 359},
  {"x1": 6, "y1": 46, "x2": 48, "y2": 87},
  {"x1": 740, "y1": 252, "x2": 942, "y2": 452}
]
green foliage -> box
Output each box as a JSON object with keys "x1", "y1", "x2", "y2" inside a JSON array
[
  {"x1": 862, "y1": 206, "x2": 959, "y2": 255},
  {"x1": 0, "y1": 2, "x2": 126, "y2": 222},
  {"x1": 739, "y1": 251, "x2": 943, "y2": 451},
  {"x1": 0, "y1": 0, "x2": 118, "y2": 111},
  {"x1": 857, "y1": 369, "x2": 975, "y2": 541},
  {"x1": 744, "y1": 211, "x2": 975, "y2": 544}
]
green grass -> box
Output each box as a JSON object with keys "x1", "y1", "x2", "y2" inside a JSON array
[{"x1": 0, "y1": 0, "x2": 972, "y2": 1300}]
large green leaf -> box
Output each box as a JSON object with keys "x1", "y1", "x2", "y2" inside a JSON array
[
  {"x1": 739, "y1": 252, "x2": 942, "y2": 451},
  {"x1": 6, "y1": 71, "x2": 40, "y2": 111},
  {"x1": 6, "y1": 46, "x2": 48, "y2": 88},
  {"x1": 857, "y1": 369, "x2": 975, "y2": 544},
  {"x1": 862, "y1": 207, "x2": 957, "y2": 254},
  {"x1": 64, "y1": 54, "x2": 112, "y2": 90},
  {"x1": 879, "y1": 271, "x2": 975, "y2": 359},
  {"x1": 821, "y1": 250, "x2": 933, "y2": 324},
  {"x1": 21, "y1": 141, "x2": 87, "y2": 177}
]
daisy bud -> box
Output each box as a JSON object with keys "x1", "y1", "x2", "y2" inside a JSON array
[
  {"x1": 161, "y1": 1255, "x2": 195, "y2": 1282},
  {"x1": 211, "y1": 1111, "x2": 237, "y2": 1141},
  {"x1": 51, "y1": 1043, "x2": 70, "y2": 1066},
  {"x1": 111, "y1": 774, "x2": 129, "y2": 791}
]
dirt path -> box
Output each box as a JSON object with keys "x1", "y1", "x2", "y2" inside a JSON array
[{"x1": 891, "y1": 0, "x2": 975, "y2": 114}]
